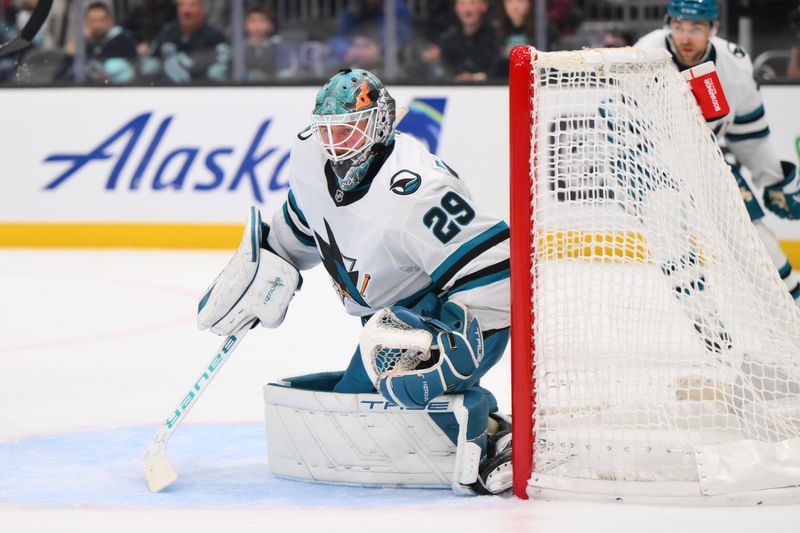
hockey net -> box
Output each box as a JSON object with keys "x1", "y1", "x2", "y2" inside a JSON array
[{"x1": 509, "y1": 46, "x2": 800, "y2": 504}]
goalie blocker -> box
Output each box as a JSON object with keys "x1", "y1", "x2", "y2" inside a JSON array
[{"x1": 263, "y1": 372, "x2": 509, "y2": 494}]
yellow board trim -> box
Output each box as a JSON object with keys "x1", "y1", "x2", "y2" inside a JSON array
[
  {"x1": 0, "y1": 223, "x2": 245, "y2": 249},
  {"x1": 781, "y1": 240, "x2": 800, "y2": 270},
  {"x1": 538, "y1": 230, "x2": 652, "y2": 263},
  {"x1": 2, "y1": 223, "x2": 800, "y2": 268},
  {"x1": 537, "y1": 229, "x2": 800, "y2": 269}
]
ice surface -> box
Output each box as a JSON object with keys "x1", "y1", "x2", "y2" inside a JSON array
[{"x1": 1, "y1": 250, "x2": 798, "y2": 533}]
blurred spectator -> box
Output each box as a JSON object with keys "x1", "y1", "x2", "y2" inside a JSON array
[
  {"x1": 547, "y1": 0, "x2": 577, "y2": 42},
  {"x1": 0, "y1": 8, "x2": 17, "y2": 81},
  {"x1": 124, "y1": 0, "x2": 176, "y2": 56},
  {"x1": 108, "y1": 1, "x2": 132, "y2": 20},
  {"x1": 83, "y1": 1, "x2": 137, "y2": 84},
  {"x1": 2, "y1": 2, "x2": 17, "y2": 40},
  {"x1": 142, "y1": 0, "x2": 229, "y2": 83},
  {"x1": 204, "y1": 0, "x2": 230, "y2": 36},
  {"x1": 403, "y1": 1, "x2": 452, "y2": 80},
  {"x1": 426, "y1": 0, "x2": 498, "y2": 82},
  {"x1": 495, "y1": 0, "x2": 553, "y2": 77},
  {"x1": 600, "y1": 29, "x2": 634, "y2": 48},
  {"x1": 421, "y1": 0, "x2": 458, "y2": 43},
  {"x1": 328, "y1": 0, "x2": 412, "y2": 66},
  {"x1": 243, "y1": 4, "x2": 294, "y2": 81},
  {"x1": 341, "y1": 26, "x2": 392, "y2": 77}
]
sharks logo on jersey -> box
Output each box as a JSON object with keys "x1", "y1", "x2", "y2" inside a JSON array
[
  {"x1": 389, "y1": 170, "x2": 422, "y2": 195},
  {"x1": 727, "y1": 42, "x2": 746, "y2": 58},
  {"x1": 434, "y1": 158, "x2": 459, "y2": 179},
  {"x1": 315, "y1": 219, "x2": 371, "y2": 307}
]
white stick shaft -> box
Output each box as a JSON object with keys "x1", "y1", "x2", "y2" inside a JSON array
[
  {"x1": 143, "y1": 319, "x2": 256, "y2": 492},
  {"x1": 394, "y1": 105, "x2": 408, "y2": 127}
]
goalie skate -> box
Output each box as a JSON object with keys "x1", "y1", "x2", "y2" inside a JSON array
[{"x1": 472, "y1": 413, "x2": 513, "y2": 495}]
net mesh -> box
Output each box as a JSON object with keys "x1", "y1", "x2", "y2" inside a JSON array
[
  {"x1": 526, "y1": 48, "x2": 800, "y2": 489},
  {"x1": 370, "y1": 311, "x2": 429, "y2": 377}
]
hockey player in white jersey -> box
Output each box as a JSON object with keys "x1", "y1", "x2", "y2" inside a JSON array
[
  {"x1": 196, "y1": 69, "x2": 512, "y2": 494},
  {"x1": 636, "y1": 0, "x2": 800, "y2": 305}
]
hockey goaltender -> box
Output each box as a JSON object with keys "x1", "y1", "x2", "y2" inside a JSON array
[{"x1": 196, "y1": 68, "x2": 513, "y2": 495}]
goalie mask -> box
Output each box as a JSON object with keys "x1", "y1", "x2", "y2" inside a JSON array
[{"x1": 311, "y1": 69, "x2": 396, "y2": 191}]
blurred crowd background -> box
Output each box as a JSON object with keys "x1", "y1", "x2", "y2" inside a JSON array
[{"x1": 1, "y1": 0, "x2": 799, "y2": 86}]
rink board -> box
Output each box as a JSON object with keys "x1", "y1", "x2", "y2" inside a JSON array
[{"x1": 1, "y1": 85, "x2": 799, "y2": 254}]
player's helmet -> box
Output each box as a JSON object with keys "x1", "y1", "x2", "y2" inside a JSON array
[
  {"x1": 667, "y1": 0, "x2": 719, "y2": 21},
  {"x1": 311, "y1": 69, "x2": 396, "y2": 191}
]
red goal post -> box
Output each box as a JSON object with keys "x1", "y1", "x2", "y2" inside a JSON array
[{"x1": 509, "y1": 45, "x2": 535, "y2": 500}]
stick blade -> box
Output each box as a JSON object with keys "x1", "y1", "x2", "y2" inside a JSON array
[{"x1": 144, "y1": 449, "x2": 178, "y2": 492}]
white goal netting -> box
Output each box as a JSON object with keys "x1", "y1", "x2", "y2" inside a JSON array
[{"x1": 519, "y1": 47, "x2": 800, "y2": 503}]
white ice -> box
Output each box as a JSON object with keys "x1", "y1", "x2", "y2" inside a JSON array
[{"x1": 1, "y1": 249, "x2": 799, "y2": 533}]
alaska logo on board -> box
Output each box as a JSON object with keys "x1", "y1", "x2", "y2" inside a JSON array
[{"x1": 38, "y1": 97, "x2": 449, "y2": 205}]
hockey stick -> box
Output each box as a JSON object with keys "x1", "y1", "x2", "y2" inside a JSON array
[
  {"x1": 394, "y1": 105, "x2": 409, "y2": 126},
  {"x1": 142, "y1": 318, "x2": 257, "y2": 492},
  {"x1": 0, "y1": 0, "x2": 53, "y2": 58}
]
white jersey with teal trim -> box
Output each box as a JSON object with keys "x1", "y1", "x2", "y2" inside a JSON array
[
  {"x1": 635, "y1": 29, "x2": 783, "y2": 187},
  {"x1": 266, "y1": 132, "x2": 511, "y2": 330}
]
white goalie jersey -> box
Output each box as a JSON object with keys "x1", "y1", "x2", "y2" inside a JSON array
[
  {"x1": 636, "y1": 29, "x2": 783, "y2": 188},
  {"x1": 266, "y1": 132, "x2": 511, "y2": 331}
]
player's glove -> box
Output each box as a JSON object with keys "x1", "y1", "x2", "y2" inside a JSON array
[
  {"x1": 197, "y1": 206, "x2": 301, "y2": 336},
  {"x1": 360, "y1": 301, "x2": 484, "y2": 408},
  {"x1": 764, "y1": 161, "x2": 800, "y2": 220}
]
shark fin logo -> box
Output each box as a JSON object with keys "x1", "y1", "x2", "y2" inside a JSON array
[
  {"x1": 389, "y1": 170, "x2": 421, "y2": 196},
  {"x1": 314, "y1": 219, "x2": 370, "y2": 307}
]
